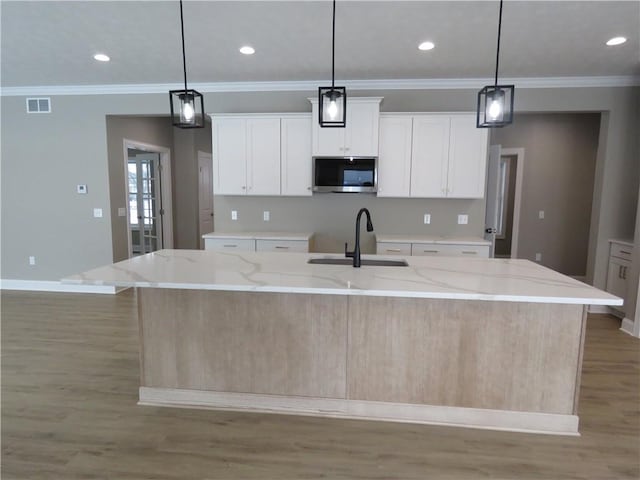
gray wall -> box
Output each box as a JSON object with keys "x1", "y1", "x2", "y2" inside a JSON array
[
  {"x1": 106, "y1": 115, "x2": 173, "y2": 262},
  {"x1": 214, "y1": 196, "x2": 484, "y2": 254},
  {"x1": 491, "y1": 113, "x2": 601, "y2": 276},
  {"x1": 1, "y1": 87, "x2": 638, "y2": 292}
]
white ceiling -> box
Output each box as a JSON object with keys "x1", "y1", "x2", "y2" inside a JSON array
[{"x1": 1, "y1": 1, "x2": 639, "y2": 88}]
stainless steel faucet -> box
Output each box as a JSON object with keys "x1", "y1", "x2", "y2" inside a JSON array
[{"x1": 345, "y1": 208, "x2": 374, "y2": 267}]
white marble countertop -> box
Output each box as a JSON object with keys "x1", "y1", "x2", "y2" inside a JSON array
[
  {"x1": 376, "y1": 234, "x2": 490, "y2": 246},
  {"x1": 202, "y1": 231, "x2": 313, "y2": 241},
  {"x1": 64, "y1": 249, "x2": 622, "y2": 306}
]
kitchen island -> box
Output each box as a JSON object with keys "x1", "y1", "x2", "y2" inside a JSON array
[{"x1": 66, "y1": 249, "x2": 622, "y2": 435}]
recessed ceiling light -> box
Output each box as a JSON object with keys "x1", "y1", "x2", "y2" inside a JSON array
[
  {"x1": 239, "y1": 46, "x2": 255, "y2": 55},
  {"x1": 606, "y1": 36, "x2": 627, "y2": 46},
  {"x1": 418, "y1": 41, "x2": 435, "y2": 51},
  {"x1": 93, "y1": 53, "x2": 110, "y2": 62}
]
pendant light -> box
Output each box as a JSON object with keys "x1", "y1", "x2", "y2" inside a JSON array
[
  {"x1": 477, "y1": 0, "x2": 514, "y2": 128},
  {"x1": 169, "y1": 0, "x2": 204, "y2": 128},
  {"x1": 318, "y1": 0, "x2": 346, "y2": 128}
]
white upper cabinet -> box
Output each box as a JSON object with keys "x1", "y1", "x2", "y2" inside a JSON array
[
  {"x1": 310, "y1": 97, "x2": 382, "y2": 157},
  {"x1": 281, "y1": 115, "x2": 312, "y2": 196},
  {"x1": 447, "y1": 115, "x2": 489, "y2": 198},
  {"x1": 410, "y1": 116, "x2": 451, "y2": 198},
  {"x1": 246, "y1": 118, "x2": 281, "y2": 195},
  {"x1": 213, "y1": 117, "x2": 247, "y2": 195},
  {"x1": 377, "y1": 115, "x2": 413, "y2": 197},
  {"x1": 212, "y1": 114, "x2": 312, "y2": 197},
  {"x1": 378, "y1": 113, "x2": 488, "y2": 199}
]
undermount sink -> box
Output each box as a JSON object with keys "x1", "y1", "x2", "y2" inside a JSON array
[{"x1": 308, "y1": 258, "x2": 409, "y2": 267}]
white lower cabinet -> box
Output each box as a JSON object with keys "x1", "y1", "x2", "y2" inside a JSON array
[
  {"x1": 204, "y1": 238, "x2": 256, "y2": 252},
  {"x1": 204, "y1": 233, "x2": 311, "y2": 253},
  {"x1": 256, "y1": 239, "x2": 309, "y2": 253},
  {"x1": 606, "y1": 240, "x2": 633, "y2": 313},
  {"x1": 377, "y1": 240, "x2": 490, "y2": 258}
]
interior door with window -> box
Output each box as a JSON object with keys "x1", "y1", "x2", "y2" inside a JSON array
[{"x1": 128, "y1": 152, "x2": 163, "y2": 255}]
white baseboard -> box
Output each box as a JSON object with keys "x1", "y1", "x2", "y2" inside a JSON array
[
  {"x1": 0, "y1": 279, "x2": 121, "y2": 294},
  {"x1": 620, "y1": 318, "x2": 639, "y2": 338},
  {"x1": 139, "y1": 387, "x2": 580, "y2": 436}
]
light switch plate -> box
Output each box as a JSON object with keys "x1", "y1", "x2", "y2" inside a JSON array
[
  {"x1": 539, "y1": 210, "x2": 545, "y2": 219},
  {"x1": 423, "y1": 213, "x2": 431, "y2": 225},
  {"x1": 93, "y1": 208, "x2": 103, "y2": 218},
  {"x1": 535, "y1": 253, "x2": 542, "y2": 262},
  {"x1": 118, "y1": 207, "x2": 127, "y2": 217},
  {"x1": 263, "y1": 211, "x2": 270, "y2": 222},
  {"x1": 77, "y1": 184, "x2": 88, "y2": 194},
  {"x1": 457, "y1": 214, "x2": 468, "y2": 225},
  {"x1": 231, "y1": 210, "x2": 238, "y2": 221},
  {"x1": 29, "y1": 256, "x2": 36, "y2": 266}
]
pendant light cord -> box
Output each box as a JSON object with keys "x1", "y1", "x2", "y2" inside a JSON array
[
  {"x1": 331, "y1": 0, "x2": 336, "y2": 89},
  {"x1": 494, "y1": 0, "x2": 503, "y2": 86},
  {"x1": 180, "y1": 0, "x2": 188, "y2": 92}
]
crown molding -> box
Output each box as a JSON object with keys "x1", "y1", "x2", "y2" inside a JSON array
[{"x1": 2, "y1": 76, "x2": 639, "y2": 97}]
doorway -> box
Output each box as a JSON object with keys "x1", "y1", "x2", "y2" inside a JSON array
[
  {"x1": 123, "y1": 140, "x2": 173, "y2": 257},
  {"x1": 485, "y1": 147, "x2": 524, "y2": 258}
]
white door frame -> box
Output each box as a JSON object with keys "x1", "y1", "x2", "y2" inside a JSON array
[
  {"x1": 501, "y1": 148, "x2": 525, "y2": 259},
  {"x1": 122, "y1": 139, "x2": 174, "y2": 257}
]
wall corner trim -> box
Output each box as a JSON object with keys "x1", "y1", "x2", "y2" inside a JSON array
[
  {"x1": 620, "y1": 318, "x2": 639, "y2": 338},
  {"x1": 0, "y1": 279, "x2": 121, "y2": 295}
]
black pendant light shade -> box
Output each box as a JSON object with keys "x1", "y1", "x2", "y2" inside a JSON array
[
  {"x1": 477, "y1": 84, "x2": 514, "y2": 128},
  {"x1": 319, "y1": 86, "x2": 347, "y2": 127},
  {"x1": 170, "y1": 89, "x2": 204, "y2": 128},
  {"x1": 319, "y1": 0, "x2": 346, "y2": 128},
  {"x1": 477, "y1": 0, "x2": 514, "y2": 128},
  {"x1": 170, "y1": 0, "x2": 205, "y2": 129}
]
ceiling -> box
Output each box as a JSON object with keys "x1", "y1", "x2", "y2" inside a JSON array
[{"x1": 1, "y1": 1, "x2": 639, "y2": 88}]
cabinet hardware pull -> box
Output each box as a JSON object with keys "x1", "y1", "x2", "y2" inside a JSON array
[
  {"x1": 275, "y1": 246, "x2": 290, "y2": 249},
  {"x1": 462, "y1": 251, "x2": 477, "y2": 255},
  {"x1": 223, "y1": 244, "x2": 237, "y2": 248},
  {"x1": 423, "y1": 250, "x2": 439, "y2": 253},
  {"x1": 620, "y1": 250, "x2": 631, "y2": 255},
  {"x1": 619, "y1": 265, "x2": 623, "y2": 279},
  {"x1": 622, "y1": 266, "x2": 627, "y2": 280},
  {"x1": 386, "y1": 249, "x2": 401, "y2": 252}
]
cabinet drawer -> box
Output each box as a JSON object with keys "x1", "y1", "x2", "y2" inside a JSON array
[
  {"x1": 411, "y1": 244, "x2": 490, "y2": 257},
  {"x1": 376, "y1": 242, "x2": 412, "y2": 256},
  {"x1": 204, "y1": 238, "x2": 255, "y2": 251},
  {"x1": 256, "y1": 239, "x2": 309, "y2": 253},
  {"x1": 610, "y1": 243, "x2": 633, "y2": 262}
]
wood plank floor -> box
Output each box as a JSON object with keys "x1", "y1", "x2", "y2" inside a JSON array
[{"x1": 2, "y1": 289, "x2": 638, "y2": 480}]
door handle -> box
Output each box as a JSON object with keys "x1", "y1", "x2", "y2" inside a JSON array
[{"x1": 485, "y1": 227, "x2": 496, "y2": 234}]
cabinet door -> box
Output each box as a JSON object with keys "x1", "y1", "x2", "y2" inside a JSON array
[
  {"x1": 410, "y1": 116, "x2": 450, "y2": 198},
  {"x1": 345, "y1": 101, "x2": 380, "y2": 156},
  {"x1": 447, "y1": 115, "x2": 488, "y2": 198},
  {"x1": 213, "y1": 118, "x2": 247, "y2": 195},
  {"x1": 281, "y1": 116, "x2": 312, "y2": 196},
  {"x1": 246, "y1": 118, "x2": 281, "y2": 196},
  {"x1": 377, "y1": 116, "x2": 412, "y2": 197},
  {"x1": 311, "y1": 101, "x2": 345, "y2": 156},
  {"x1": 606, "y1": 257, "x2": 629, "y2": 300}
]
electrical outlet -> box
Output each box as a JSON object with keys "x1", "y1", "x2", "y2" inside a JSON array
[
  {"x1": 457, "y1": 214, "x2": 468, "y2": 225},
  {"x1": 77, "y1": 184, "x2": 87, "y2": 194},
  {"x1": 231, "y1": 210, "x2": 238, "y2": 221},
  {"x1": 423, "y1": 213, "x2": 431, "y2": 225},
  {"x1": 263, "y1": 211, "x2": 270, "y2": 222},
  {"x1": 93, "y1": 208, "x2": 103, "y2": 218},
  {"x1": 535, "y1": 253, "x2": 542, "y2": 262},
  {"x1": 29, "y1": 256, "x2": 36, "y2": 266},
  {"x1": 539, "y1": 210, "x2": 545, "y2": 219}
]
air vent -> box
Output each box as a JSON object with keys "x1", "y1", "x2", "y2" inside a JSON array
[{"x1": 26, "y1": 97, "x2": 51, "y2": 113}]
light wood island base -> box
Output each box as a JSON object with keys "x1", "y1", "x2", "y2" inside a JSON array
[{"x1": 137, "y1": 288, "x2": 587, "y2": 435}]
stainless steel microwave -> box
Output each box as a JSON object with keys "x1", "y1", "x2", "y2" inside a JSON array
[{"x1": 312, "y1": 157, "x2": 378, "y2": 193}]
